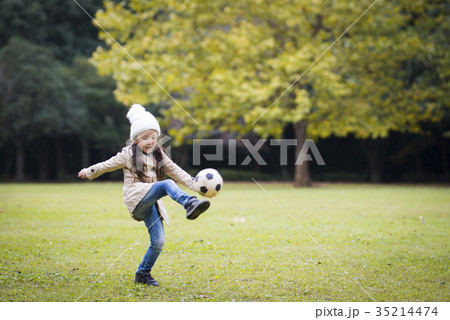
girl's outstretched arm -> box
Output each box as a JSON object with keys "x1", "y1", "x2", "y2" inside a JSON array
[{"x1": 79, "y1": 147, "x2": 129, "y2": 181}]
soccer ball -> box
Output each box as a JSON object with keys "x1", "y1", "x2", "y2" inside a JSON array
[{"x1": 194, "y1": 168, "x2": 223, "y2": 198}]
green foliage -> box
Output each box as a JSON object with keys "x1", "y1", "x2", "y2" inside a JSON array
[
  {"x1": 0, "y1": 0, "x2": 105, "y2": 63},
  {"x1": 0, "y1": 37, "x2": 86, "y2": 143},
  {"x1": 69, "y1": 57, "x2": 128, "y2": 150},
  {"x1": 91, "y1": 0, "x2": 449, "y2": 144},
  {"x1": 0, "y1": 183, "x2": 448, "y2": 301},
  {"x1": 335, "y1": 0, "x2": 450, "y2": 139},
  {"x1": 0, "y1": 0, "x2": 130, "y2": 180}
]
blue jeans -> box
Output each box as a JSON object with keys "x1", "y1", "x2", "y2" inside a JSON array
[{"x1": 133, "y1": 180, "x2": 194, "y2": 273}]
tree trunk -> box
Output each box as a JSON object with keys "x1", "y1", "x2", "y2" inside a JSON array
[
  {"x1": 55, "y1": 137, "x2": 66, "y2": 179},
  {"x1": 293, "y1": 120, "x2": 312, "y2": 187},
  {"x1": 80, "y1": 136, "x2": 90, "y2": 168},
  {"x1": 412, "y1": 149, "x2": 423, "y2": 181},
  {"x1": 439, "y1": 131, "x2": 449, "y2": 180},
  {"x1": 37, "y1": 138, "x2": 50, "y2": 181},
  {"x1": 3, "y1": 142, "x2": 13, "y2": 180},
  {"x1": 281, "y1": 165, "x2": 290, "y2": 180},
  {"x1": 14, "y1": 137, "x2": 25, "y2": 182},
  {"x1": 361, "y1": 138, "x2": 388, "y2": 183}
]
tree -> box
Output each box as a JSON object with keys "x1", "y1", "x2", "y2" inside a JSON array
[
  {"x1": 0, "y1": 0, "x2": 129, "y2": 181},
  {"x1": 335, "y1": 0, "x2": 450, "y2": 181},
  {"x1": 0, "y1": 37, "x2": 86, "y2": 181},
  {"x1": 92, "y1": 0, "x2": 351, "y2": 186},
  {"x1": 68, "y1": 57, "x2": 129, "y2": 168},
  {"x1": 0, "y1": 0, "x2": 105, "y2": 63},
  {"x1": 91, "y1": 0, "x2": 449, "y2": 185}
]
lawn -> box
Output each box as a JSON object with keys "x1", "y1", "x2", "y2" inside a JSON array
[{"x1": 0, "y1": 182, "x2": 448, "y2": 302}]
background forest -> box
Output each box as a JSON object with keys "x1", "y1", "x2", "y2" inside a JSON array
[{"x1": 0, "y1": 0, "x2": 448, "y2": 185}]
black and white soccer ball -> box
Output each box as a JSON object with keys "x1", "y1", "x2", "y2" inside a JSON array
[{"x1": 194, "y1": 168, "x2": 223, "y2": 198}]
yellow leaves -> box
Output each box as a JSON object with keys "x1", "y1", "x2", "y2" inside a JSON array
[
  {"x1": 289, "y1": 89, "x2": 312, "y2": 121},
  {"x1": 89, "y1": 0, "x2": 448, "y2": 143},
  {"x1": 95, "y1": 1, "x2": 140, "y2": 45}
]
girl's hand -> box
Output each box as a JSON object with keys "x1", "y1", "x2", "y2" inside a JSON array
[{"x1": 78, "y1": 169, "x2": 87, "y2": 179}]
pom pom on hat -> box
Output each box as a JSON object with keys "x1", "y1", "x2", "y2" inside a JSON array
[
  {"x1": 127, "y1": 104, "x2": 161, "y2": 141},
  {"x1": 126, "y1": 103, "x2": 146, "y2": 124}
]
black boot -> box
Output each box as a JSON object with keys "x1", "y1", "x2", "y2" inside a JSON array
[
  {"x1": 135, "y1": 271, "x2": 159, "y2": 287},
  {"x1": 185, "y1": 197, "x2": 210, "y2": 220}
]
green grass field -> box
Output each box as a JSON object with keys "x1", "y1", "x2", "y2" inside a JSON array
[{"x1": 0, "y1": 182, "x2": 448, "y2": 302}]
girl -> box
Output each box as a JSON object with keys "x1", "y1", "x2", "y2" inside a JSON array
[{"x1": 78, "y1": 104, "x2": 210, "y2": 287}]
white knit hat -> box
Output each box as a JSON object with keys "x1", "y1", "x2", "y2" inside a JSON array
[{"x1": 126, "y1": 104, "x2": 161, "y2": 141}]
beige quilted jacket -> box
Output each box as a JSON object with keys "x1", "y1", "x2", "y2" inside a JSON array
[{"x1": 85, "y1": 145, "x2": 196, "y2": 225}]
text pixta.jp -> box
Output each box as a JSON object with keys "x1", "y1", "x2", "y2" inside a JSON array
[{"x1": 316, "y1": 307, "x2": 359, "y2": 319}]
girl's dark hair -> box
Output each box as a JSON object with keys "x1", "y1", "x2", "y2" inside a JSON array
[{"x1": 131, "y1": 143, "x2": 165, "y2": 182}]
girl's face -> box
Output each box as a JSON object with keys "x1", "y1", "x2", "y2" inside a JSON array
[{"x1": 136, "y1": 130, "x2": 158, "y2": 153}]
